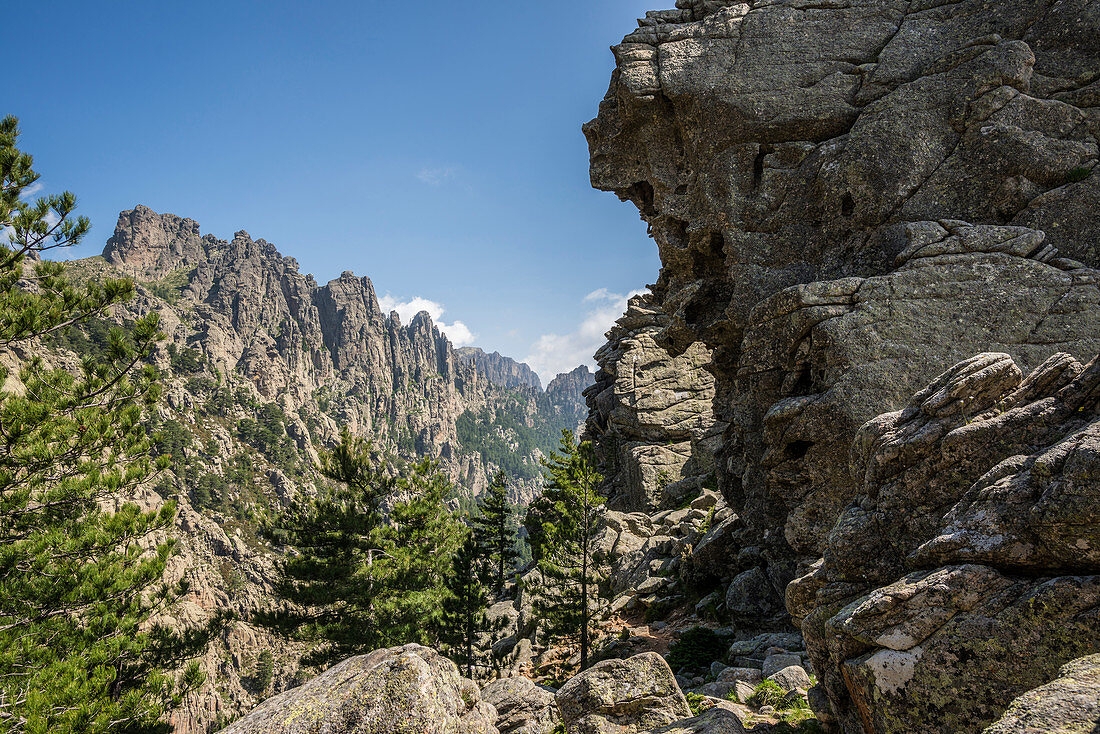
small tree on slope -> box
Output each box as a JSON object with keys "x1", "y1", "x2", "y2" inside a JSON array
[
  {"x1": 529, "y1": 430, "x2": 608, "y2": 672},
  {"x1": 0, "y1": 115, "x2": 208, "y2": 734},
  {"x1": 472, "y1": 470, "x2": 519, "y2": 594}
]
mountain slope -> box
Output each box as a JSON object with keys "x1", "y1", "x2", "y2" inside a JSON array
[{"x1": 53, "y1": 205, "x2": 593, "y2": 732}]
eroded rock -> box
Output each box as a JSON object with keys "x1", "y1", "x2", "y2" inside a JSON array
[{"x1": 220, "y1": 644, "x2": 497, "y2": 734}]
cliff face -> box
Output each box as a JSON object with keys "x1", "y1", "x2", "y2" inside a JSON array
[
  {"x1": 585, "y1": 1, "x2": 1099, "y2": 729},
  {"x1": 65, "y1": 205, "x2": 593, "y2": 732},
  {"x1": 458, "y1": 348, "x2": 543, "y2": 392}
]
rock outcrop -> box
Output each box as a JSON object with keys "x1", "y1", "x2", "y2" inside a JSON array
[
  {"x1": 556, "y1": 652, "x2": 691, "y2": 734},
  {"x1": 982, "y1": 654, "x2": 1100, "y2": 734},
  {"x1": 788, "y1": 353, "x2": 1099, "y2": 732},
  {"x1": 480, "y1": 677, "x2": 560, "y2": 734},
  {"x1": 220, "y1": 644, "x2": 498, "y2": 734},
  {"x1": 458, "y1": 348, "x2": 543, "y2": 392},
  {"x1": 587, "y1": 0, "x2": 1100, "y2": 730}
]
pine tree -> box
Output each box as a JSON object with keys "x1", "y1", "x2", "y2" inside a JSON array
[
  {"x1": 260, "y1": 430, "x2": 464, "y2": 669},
  {"x1": 439, "y1": 533, "x2": 489, "y2": 678},
  {"x1": 471, "y1": 470, "x2": 519, "y2": 594},
  {"x1": 529, "y1": 430, "x2": 608, "y2": 672},
  {"x1": 0, "y1": 115, "x2": 208, "y2": 733}
]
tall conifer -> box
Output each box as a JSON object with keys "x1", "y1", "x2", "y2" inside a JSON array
[
  {"x1": 472, "y1": 471, "x2": 519, "y2": 594},
  {"x1": 0, "y1": 115, "x2": 207, "y2": 733},
  {"x1": 260, "y1": 430, "x2": 464, "y2": 668},
  {"x1": 529, "y1": 430, "x2": 608, "y2": 672},
  {"x1": 439, "y1": 533, "x2": 489, "y2": 678}
]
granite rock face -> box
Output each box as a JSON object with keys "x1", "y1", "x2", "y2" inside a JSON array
[
  {"x1": 981, "y1": 654, "x2": 1100, "y2": 734},
  {"x1": 788, "y1": 353, "x2": 1100, "y2": 732},
  {"x1": 587, "y1": 0, "x2": 1100, "y2": 730},
  {"x1": 458, "y1": 348, "x2": 543, "y2": 392},
  {"x1": 480, "y1": 677, "x2": 560, "y2": 734},
  {"x1": 220, "y1": 644, "x2": 498, "y2": 734},
  {"x1": 587, "y1": 0, "x2": 1100, "y2": 569}
]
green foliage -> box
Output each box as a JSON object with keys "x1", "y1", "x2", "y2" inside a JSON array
[
  {"x1": 142, "y1": 268, "x2": 191, "y2": 305},
  {"x1": 258, "y1": 429, "x2": 464, "y2": 669},
  {"x1": 439, "y1": 533, "x2": 490, "y2": 678},
  {"x1": 1066, "y1": 165, "x2": 1093, "y2": 183},
  {"x1": 167, "y1": 342, "x2": 203, "y2": 374},
  {"x1": 685, "y1": 692, "x2": 713, "y2": 716},
  {"x1": 529, "y1": 431, "x2": 608, "y2": 671},
  {"x1": 43, "y1": 317, "x2": 117, "y2": 361},
  {"x1": 455, "y1": 391, "x2": 577, "y2": 480},
  {"x1": 748, "y1": 679, "x2": 790, "y2": 710},
  {"x1": 236, "y1": 402, "x2": 298, "y2": 474},
  {"x1": 471, "y1": 471, "x2": 520, "y2": 593},
  {"x1": 0, "y1": 115, "x2": 212, "y2": 732},
  {"x1": 667, "y1": 626, "x2": 724, "y2": 672},
  {"x1": 151, "y1": 416, "x2": 193, "y2": 470},
  {"x1": 248, "y1": 650, "x2": 275, "y2": 694}
]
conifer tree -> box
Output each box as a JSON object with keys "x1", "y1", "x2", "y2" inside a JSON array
[
  {"x1": 439, "y1": 533, "x2": 489, "y2": 678},
  {"x1": 260, "y1": 430, "x2": 464, "y2": 668},
  {"x1": 472, "y1": 470, "x2": 518, "y2": 594},
  {"x1": 529, "y1": 430, "x2": 608, "y2": 672},
  {"x1": 0, "y1": 115, "x2": 208, "y2": 733}
]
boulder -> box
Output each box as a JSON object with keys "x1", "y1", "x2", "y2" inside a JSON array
[
  {"x1": 481, "y1": 677, "x2": 559, "y2": 734},
  {"x1": 220, "y1": 644, "x2": 498, "y2": 734},
  {"x1": 982, "y1": 654, "x2": 1100, "y2": 733},
  {"x1": 761, "y1": 654, "x2": 803, "y2": 679},
  {"x1": 646, "y1": 707, "x2": 747, "y2": 733},
  {"x1": 793, "y1": 354, "x2": 1100, "y2": 733},
  {"x1": 556, "y1": 652, "x2": 691, "y2": 734},
  {"x1": 716, "y1": 667, "x2": 762, "y2": 686},
  {"x1": 767, "y1": 665, "x2": 811, "y2": 693}
]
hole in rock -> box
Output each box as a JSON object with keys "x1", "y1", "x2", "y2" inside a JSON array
[
  {"x1": 841, "y1": 192, "x2": 855, "y2": 217},
  {"x1": 786, "y1": 440, "x2": 813, "y2": 460}
]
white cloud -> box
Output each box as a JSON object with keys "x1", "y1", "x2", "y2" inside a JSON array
[
  {"x1": 416, "y1": 167, "x2": 457, "y2": 186},
  {"x1": 524, "y1": 288, "x2": 647, "y2": 383},
  {"x1": 19, "y1": 182, "x2": 43, "y2": 200},
  {"x1": 378, "y1": 293, "x2": 477, "y2": 347}
]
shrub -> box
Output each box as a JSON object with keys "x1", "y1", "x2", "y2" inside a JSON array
[
  {"x1": 748, "y1": 679, "x2": 787, "y2": 709},
  {"x1": 685, "y1": 691, "x2": 713, "y2": 716},
  {"x1": 667, "y1": 626, "x2": 725, "y2": 672}
]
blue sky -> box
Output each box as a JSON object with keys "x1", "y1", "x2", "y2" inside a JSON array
[{"x1": 5, "y1": 0, "x2": 661, "y2": 382}]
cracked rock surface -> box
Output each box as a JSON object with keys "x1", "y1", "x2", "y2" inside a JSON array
[{"x1": 587, "y1": 0, "x2": 1100, "y2": 730}]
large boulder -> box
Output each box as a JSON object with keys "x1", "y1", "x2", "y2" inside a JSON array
[
  {"x1": 481, "y1": 677, "x2": 559, "y2": 734},
  {"x1": 220, "y1": 644, "x2": 498, "y2": 734},
  {"x1": 982, "y1": 654, "x2": 1100, "y2": 734},
  {"x1": 556, "y1": 652, "x2": 692, "y2": 734},
  {"x1": 790, "y1": 354, "x2": 1100, "y2": 733},
  {"x1": 646, "y1": 707, "x2": 747, "y2": 733}
]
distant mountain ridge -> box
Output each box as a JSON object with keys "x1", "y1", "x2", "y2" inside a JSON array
[{"x1": 456, "y1": 347, "x2": 543, "y2": 391}]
